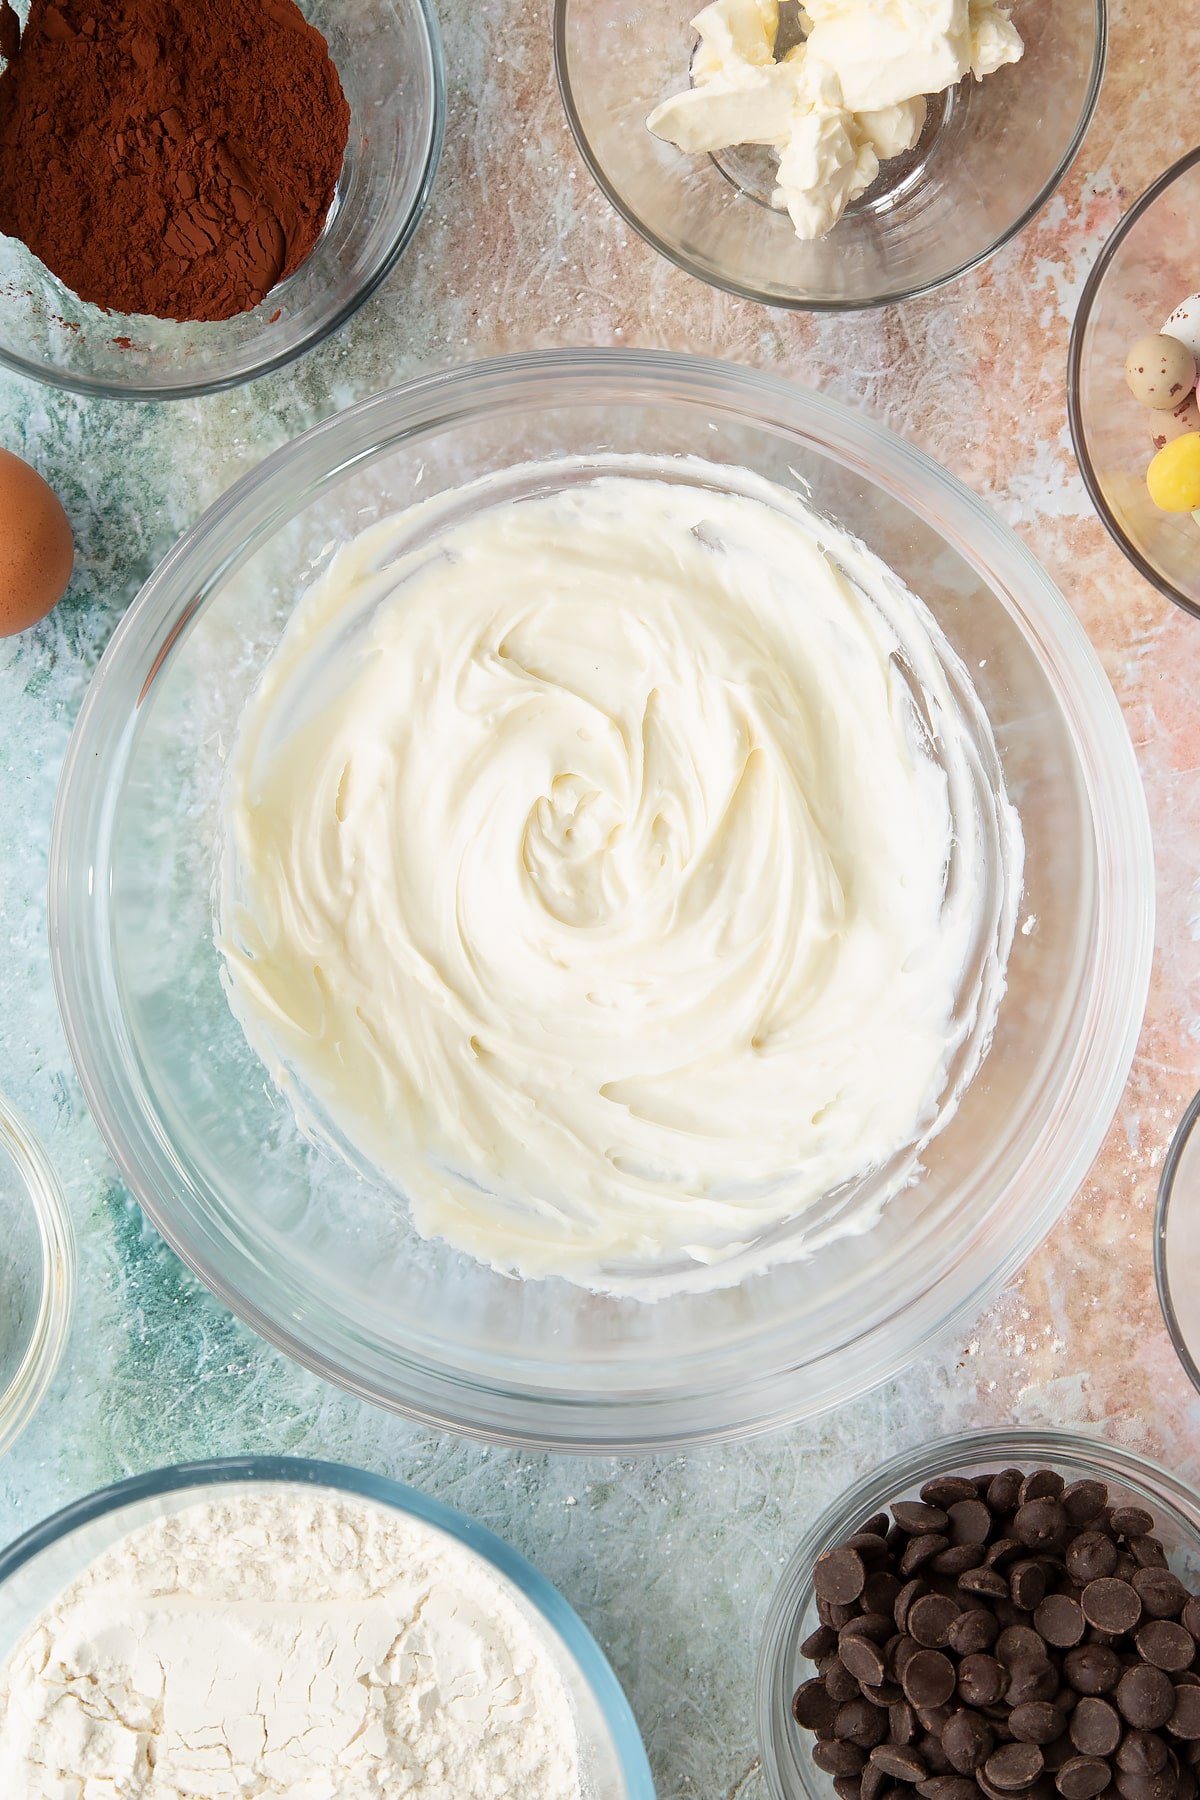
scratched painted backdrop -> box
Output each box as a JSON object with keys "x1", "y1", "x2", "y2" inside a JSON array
[{"x1": 1, "y1": 2, "x2": 1199, "y2": 1795}]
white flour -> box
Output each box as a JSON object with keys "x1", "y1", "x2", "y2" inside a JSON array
[{"x1": 0, "y1": 1488, "x2": 583, "y2": 1799}]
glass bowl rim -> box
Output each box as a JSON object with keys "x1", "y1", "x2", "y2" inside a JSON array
[
  {"x1": 48, "y1": 347, "x2": 1154, "y2": 1451},
  {"x1": 755, "y1": 1425, "x2": 1200, "y2": 1800},
  {"x1": 0, "y1": 0, "x2": 447, "y2": 403},
  {"x1": 0, "y1": 1452, "x2": 656, "y2": 1796},
  {"x1": 1154, "y1": 1084, "x2": 1200, "y2": 1397},
  {"x1": 1067, "y1": 143, "x2": 1200, "y2": 623},
  {"x1": 0, "y1": 1089, "x2": 75, "y2": 1461},
  {"x1": 552, "y1": 0, "x2": 1108, "y2": 314}
]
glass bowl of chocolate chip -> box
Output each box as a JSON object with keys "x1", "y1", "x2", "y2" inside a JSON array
[
  {"x1": 0, "y1": 0, "x2": 444, "y2": 399},
  {"x1": 758, "y1": 1431, "x2": 1200, "y2": 1800}
]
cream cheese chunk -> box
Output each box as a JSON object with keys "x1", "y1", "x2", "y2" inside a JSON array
[
  {"x1": 217, "y1": 457, "x2": 1021, "y2": 1298},
  {"x1": 647, "y1": 0, "x2": 1022, "y2": 240}
]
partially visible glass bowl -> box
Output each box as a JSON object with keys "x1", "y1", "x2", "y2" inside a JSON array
[
  {"x1": 49, "y1": 349, "x2": 1152, "y2": 1451},
  {"x1": 0, "y1": 1092, "x2": 73, "y2": 1460},
  {"x1": 1069, "y1": 149, "x2": 1200, "y2": 620},
  {"x1": 554, "y1": 0, "x2": 1105, "y2": 310},
  {"x1": 0, "y1": 1457, "x2": 654, "y2": 1799},
  {"x1": 0, "y1": 0, "x2": 444, "y2": 400},
  {"x1": 757, "y1": 1429, "x2": 1200, "y2": 1800},
  {"x1": 1155, "y1": 1086, "x2": 1200, "y2": 1394}
]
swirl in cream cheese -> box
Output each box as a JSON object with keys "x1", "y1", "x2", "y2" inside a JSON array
[{"x1": 217, "y1": 458, "x2": 1022, "y2": 1297}]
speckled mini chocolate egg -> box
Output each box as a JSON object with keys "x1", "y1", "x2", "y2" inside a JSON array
[
  {"x1": 1126, "y1": 332, "x2": 1197, "y2": 410},
  {"x1": 1163, "y1": 293, "x2": 1200, "y2": 362},
  {"x1": 1150, "y1": 391, "x2": 1200, "y2": 451},
  {"x1": 0, "y1": 448, "x2": 73, "y2": 635}
]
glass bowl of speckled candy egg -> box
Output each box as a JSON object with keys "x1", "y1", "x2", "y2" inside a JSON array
[{"x1": 1070, "y1": 148, "x2": 1200, "y2": 620}]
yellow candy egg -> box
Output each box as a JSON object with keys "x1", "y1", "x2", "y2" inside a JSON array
[{"x1": 1147, "y1": 431, "x2": 1200, "y2": 512}]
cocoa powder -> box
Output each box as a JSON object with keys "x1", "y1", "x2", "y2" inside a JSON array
[{"x1": 0, "y1": 0, "x2": 350, "y2": 322}]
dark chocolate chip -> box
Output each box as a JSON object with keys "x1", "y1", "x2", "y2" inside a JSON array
[
  {"x1": 894, "y1": 1502, "x2": 952, "y2": 1535},
  {"x1": 901, "y1": 1537, "x2": 953, "y2": 1577},
  {"x1": 959, "y1": 1655, "x2": 1010, "y2": 1707},
  {"x1": 1042, "y1": 1734, "x2": 1076, "y2": 1774},
  {"x1": 917, "y1": 1730, "x2": 954, "y2": 1774},
  {"x1": 934, "y1": 1546, "x2": 988, "y2": 1576},
  {"x1": 1070, "y1": 1697, "x2": 1123, "y2": 1756},
  {"x1": 985, "y1": 1743, "x2": 1046, "y2": 1791},
  {"x1": 1130, "y1": 1540, "x2": 1170, "y2": 1573},
  {"x1": 1135, "y1": 1572, "x2": 1189, "y2": 1620},
  {"x1": 1010, "y1": 1704, "x2": 1068, "y2": 1746},
  {"x1": 1062, "y1": 1484, "x2": 1110, "y2": 1528},
  {"x1": 1012, "y1": 1563, "x2": 1050, "y2": 1612},
  {"x1": 897, "y1": 1582, "x2": 930, "y2": 1631},
  {"x1": 796, "y1": 1677, "x2": 838, "y2": 1729},
  {"x1": 841, "y1": 1636, "x2": 891, "y2": 1688},
  {"x1": 1182, "y1": 1600, "x2": 1200, "y2": 1643},
  {"x1": 999, "y1": 1628, "x2": 1050, "y2": 1669},
  {"x1": 1014, "y1": 1502, "x2": 1068, "y2": 1551},
  {"x1": 803, "y1": 1624, "x2": 839, "y2": 1661},
  {"x1": 923, "y1": 1478, "x2": 985, "y2": 1510},
  {"x1": 1138, "y1": 1623, "x2": 1197, "y2": 1674},
  {"x1": 1082, "y1": 1579, "x2": 1143, "y2": 1635},
  {"x1": 834, "y1": 1780, "x2": 863, "y2": 1800},
  {"x1": 962, "y1": 1569, "x2": 1014, "y2": 1600},
  {"x1": 987, "y1": 1473, "x2": 1026, "y2": 1514},
  {"x1": 825, "y1": 1658, "x2": 863, "y2": 1703},
  {"x1": 1068, "y1": 1536, "x2": 1121, "y2": 1586},
  {"x1": 844, "y1": 1613, "x2": 901, "y2": 1645},
  {"x1": 910, "y1": 1595, "x2": 963, "y2": 1649},
  {"x1": 1021, "y1": 1473, "x2": 1067, "y2": 1506},
  {"x1": 989, "y1": 1542, "x2": 1028, "y2": 1572},
  {"x1": 1117, "y1": 1732, "x2": 1170, "y2": 1776},
  {"x1": 1036, "y1": 1596, "x2": 1087, "y2": 1649},
  {"x1": 949, "y1": 1610, "x2": 1001, "y2": 1656},
  {"x1": 1111, "y1": 1511, "x2": 1157, "y2": 1540},
  {"x1": 1007, "y1": 1665, "x2": 1061, "y2": 1708},
  {"x1": 942, "y1": 1709, "x2": 995, "y2": 1773},
  {"x1": 1112, "y1": 1768, "x2": 1179, "y2": 1800},
  {"x1": 948, "y1": 1500, "x2": 994, "y2": 1546},
  {"x1": 818, "y1": 1546, "x2": 869, "y2": 1605},
  {"x1": 865, "y1": 1573, "x2": 905, "y2": 1617},
  {"x1": 870, "y1": 1744, "x2": 929, "y2": 1783},
  {"x1": 903, "y1": 1651, "x2": 958, "y2": 1709},
  {"x1": 837, "y1": 1698, "x2": 891, "y2": 1749},
  {"x1": 862, "y1": 1513, "x2": 892, "y2": 1537},
  {"x1": 816, "y1": 1740, "x2": 870, "y2": 1776},
  {"x1": 893, "y1": 1638, "x2": 921, "y2": 1680},
  {"x1": 891, "y1": 1701, "x2": 919, "y2": 1745},
  {"x1": 917, "y1": 1780, "x2": 979, "y2": 1800},
  {"x1": 1118, "y1": 1666, "x2": 1178, "y2": 1730},
  {"x1": 862, "y1": 1682, "x2": 907, "y2": 1708},
  {"x1": 1170, "y1": 1687, "x2": 1200, "y2": 1741},
  {"x1": 1056, "y1": 1756, "x2": 1113, "y2": 1799}
]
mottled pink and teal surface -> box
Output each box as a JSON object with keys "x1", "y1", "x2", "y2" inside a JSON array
[{"x1": 1, "y1": 3, "x2": 1198, "y2": 1796}]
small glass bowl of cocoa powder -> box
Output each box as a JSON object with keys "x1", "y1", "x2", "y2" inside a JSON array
[
  {"x1": 0, "y1": 0, "x2": 444, "y2": 399},
  {"x1": 757, "y1": 1431, "x2": 1200, "y2": 1800}
]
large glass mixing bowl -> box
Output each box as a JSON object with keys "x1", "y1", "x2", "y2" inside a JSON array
[{"x1": 49, "y1": 351, "x2": 1152, "y2": 1451}]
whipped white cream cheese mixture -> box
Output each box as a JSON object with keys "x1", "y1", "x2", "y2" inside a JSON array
[
  {"x1": 217, "y1": 457, "x2": 1022, "y2": 1297},
  {"x1": 0, "y1": 1489, "x2": 582, "y2": 1798}
]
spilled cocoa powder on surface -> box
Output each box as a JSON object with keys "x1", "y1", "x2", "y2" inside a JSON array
[{"x1": 0, "y1": 0, "x2": 350, "y2": 322}]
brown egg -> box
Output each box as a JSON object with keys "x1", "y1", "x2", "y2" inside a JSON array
[{"x1": 0, "y1": 447, "x2": 73, "y2": 635}]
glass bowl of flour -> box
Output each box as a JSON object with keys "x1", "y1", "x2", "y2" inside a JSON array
[
  {"x1": 0, "y1": 1457, "x2": 653, "y2": 1797},
  {"x1": 49, "y1": 350, "x2": 1151, "y2": 1449},
  {"x1": 0, "y1": 1092, "x2": 73, "y2": 1460}
]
